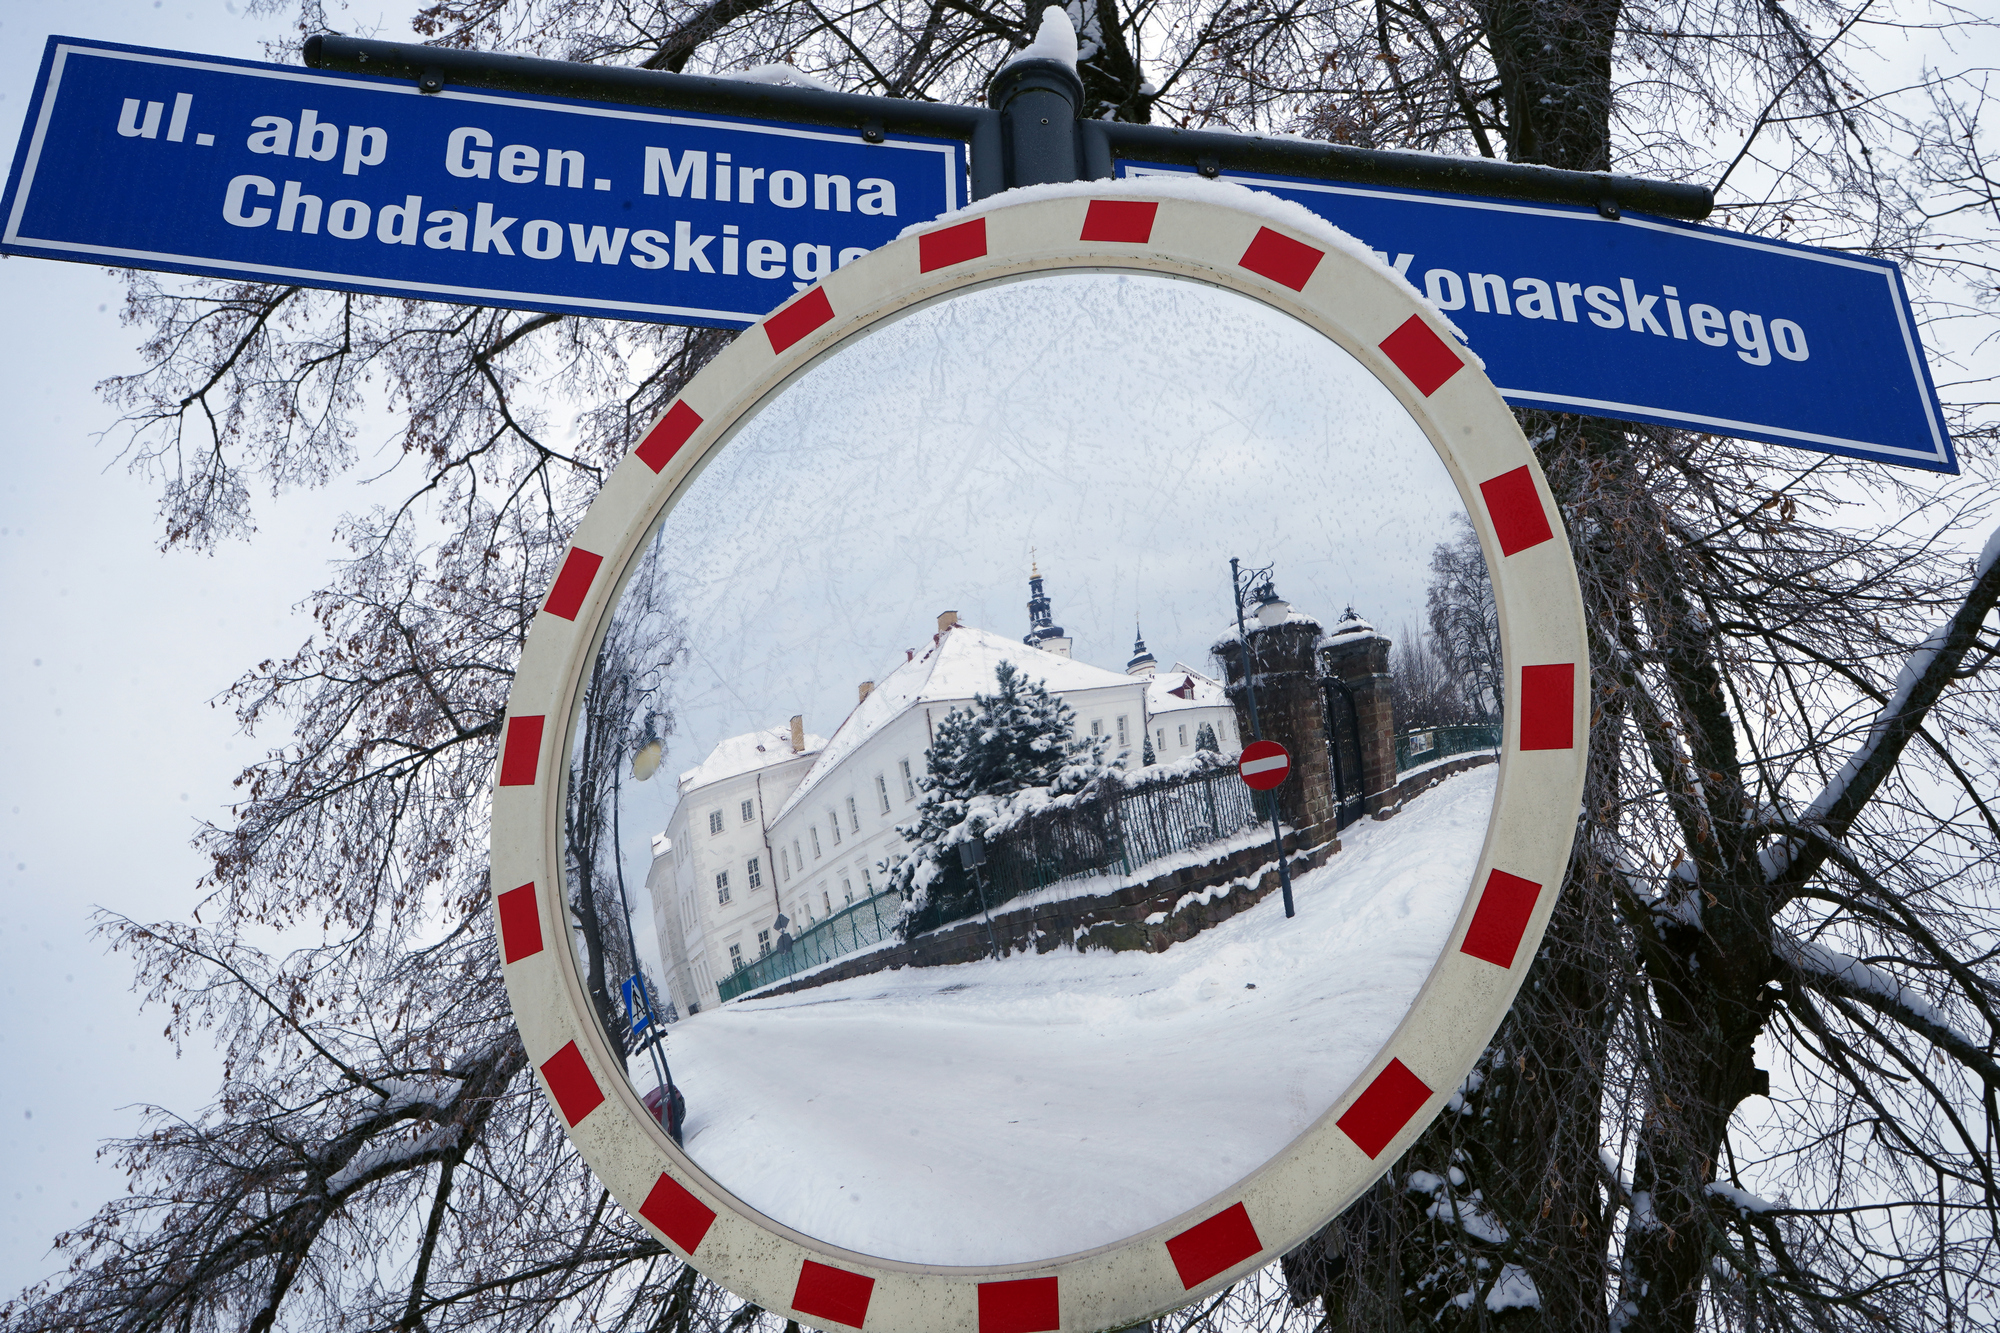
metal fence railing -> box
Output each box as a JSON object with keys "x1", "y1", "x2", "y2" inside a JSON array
[
  {"x1": 903, "y1": 765, "x2": 1263, "y2": 936},
  {"x1": 716, "y1": 887, "x2": 899, "y2": 1003},
  {"x1": 1395, "y1": 722, "x2": 1502, "y2": 772}
]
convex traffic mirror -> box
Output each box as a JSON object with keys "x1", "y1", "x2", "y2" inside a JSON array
[{"x1": 492, "y1": 181, "x2": 1589, "y2": 1333}]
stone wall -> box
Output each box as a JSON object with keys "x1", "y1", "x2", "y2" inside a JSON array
[
  {"x1": 1372, "y1": 751, "x2": 1497, "y2": 818},
  {"x1": 736, "y1": 828, "x2": 1338, "y2": 1002}
]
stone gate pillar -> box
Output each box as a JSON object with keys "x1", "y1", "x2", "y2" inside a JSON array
[
  {"x1": 1211, "y1": 601, "x2": 1337, "y2": 848},
  {"x1": 1319, "y1": 609, "x2": 1397, "y2": 815}
]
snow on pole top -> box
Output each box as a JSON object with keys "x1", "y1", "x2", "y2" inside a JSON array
[{"x1": 1002, "y1": 6, "x2": 1080, "y2": 72}]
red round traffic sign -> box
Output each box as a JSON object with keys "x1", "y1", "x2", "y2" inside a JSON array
[{"x1": 1237, "y1": 739, "x2": 1291, "y2": 790}]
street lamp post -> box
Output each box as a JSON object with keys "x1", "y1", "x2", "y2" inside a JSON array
[
  {"x1": 1231, "y1": 557, "x2": 1298, "y2": 919},
  {"x1": 616, "y1": 733, "x2": 686, "y2": 1146}
]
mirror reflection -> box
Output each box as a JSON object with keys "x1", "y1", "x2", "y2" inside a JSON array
[{"x1": 563, "y1": 273, "x2": 1503, "y2": 1265}]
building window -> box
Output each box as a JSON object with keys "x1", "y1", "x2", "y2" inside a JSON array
[
  {"x1": 828, "y1": 811, "x2": 841, "y2": 845},
  {"x1": 1117, "y1": 715, "x2": 1129, "y2": 745},
  {"x1": 876, "y1": 774, "x2": 891, "y2": 813},
  {"x1": 1178, "y1": 724, "x2": 1188, "y2": 746},
  {"x1": 810, "y1": 827, "x2": 822, "y2": 858},
  {"x1": 747, "y1": 856, "x2": 762, "y2": 889},
  {"x1": 715, "y1": 871, "x2": 730, "y2": 905},
  {"x1": 900, "y1": 759, "x2": 916, "y2": 801},
  {"x1": 758, "y1": 930, "x2": 772, "y2": 957},
  {"x1": 823, "y1": 890, "x2": 832, "y2": 914},
  {"x1": 740, "y1": 798, "x2": 755, "y2": 823},
  {"x1": 1158, "y1": 728, "x2": 1167, "y2": 752},
  {"x1": 728, "y1": 943, "x2": 744, "y2": 972},
  {"x1": 847, "y1": 796, "x2": 860, "y2": 832},
  {"x1": 780, "y1": 847, "x2": 790, "y2": 879},
  {"x1": 862, "y1": 866, "x2": 874, "y2": 893},
  {"x1": 842, "y1": 877, "x2": 854, "y2": 904},
  {"x1": 1090, "y1": 719, "x2": 1103, "y2": 736},
  {"x1": 794, "y1": 838, "x2": 804, "y2": 869},
  {"x1": 708, "y1": 810, "x2": 724, "y2": 835}
]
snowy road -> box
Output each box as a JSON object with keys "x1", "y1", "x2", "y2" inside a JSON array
[{"x1": 651, "y1": 767, "x2": 1496, "y2": 1265}]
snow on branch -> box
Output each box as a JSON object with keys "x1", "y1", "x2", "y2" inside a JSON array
[
  {"x1": 1705, "y1": 1181, "x2": 1780, "y2": 1215},
  {"x1": 1766, "y1": 524, "x2": 2000, "y2": 884},
  {"x1": 1774, "y1": 931, "x2": 2000, "y2": 1088},
  {"x1": 324, "y1": 1123, "x2": 464, "y2": 1194}
]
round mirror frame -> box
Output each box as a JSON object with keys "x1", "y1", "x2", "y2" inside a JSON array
[{"x1": 490, "y1": 185, "x2": 1589, "y2": 1333}]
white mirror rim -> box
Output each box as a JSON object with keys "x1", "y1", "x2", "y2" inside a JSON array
[{"x1": 491, "y1": 182, "x2": 1590, "y2": 1333}]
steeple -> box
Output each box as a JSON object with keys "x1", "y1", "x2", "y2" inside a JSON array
[
  {"x1": 1023, "y1": 553, "x2": 1072, "y2": 658},
  {"x1": 1126, "y1": 623, "x2": 1157, "y2": 677}
]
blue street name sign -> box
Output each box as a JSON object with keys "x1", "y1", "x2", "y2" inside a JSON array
[
  {"x1": 1124, "y1": 164, "x2": 1955, "y2": 474},
  {"x1": 1, "y1": 37, "x2": 966, "y2": 329}
]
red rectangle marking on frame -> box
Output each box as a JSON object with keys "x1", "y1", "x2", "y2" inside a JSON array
[
  {"x1": 498, "y1": 715, "x2": 545, "y2": 787},
  {"x1": 1459, "y1": 869, "x2": 1544, "y2": 969},
  {"x1": 978, "y1": 1276, "x2": 1060, "y2": 1333},
  {"x1": 1378, "y1": 315, "x2": 1464, "y2": 397},
  {"x1": 793, "y1": 1260, "x2": 875, "y2": 1329},
  {"x1": 919, "y1": 217, "x2": 987, "y2": 272},
  {"x1": 539, "y1": 1041, "x2": 605, "y2": 1126},
  {"x1": 1519, "y1": 663, "x2": 1577, "y2": 750},
  {"x1": 636, "y1": 400, "x2": 702, "y2": 473},
  {"x1": 765, "y1": 286, "x2": 836, "y2": 355},
  {"x1": 1080, "y1": 199, "x2": 1158, "y2": 243},
  {"x1": 1165, "y1": 1202, "x2": 1264, "y2": 1290},
  {"x1": 1238, "y1": 227, "x2": 1324, "y2": 292},
  {"x1": 1338, "y1": 1059, "x2": 1434, "y2": 1159},
  {"x1": 1478, "y1": 465, "x2": 1555, "y2": 556},
  {"x1": 542, "y1": 546, "x2": 604, "y2": 621},
  {"x1": 640, "y1": 1172, "x2": 717, "y2": 1255},
  {"x1": 497, "y1": 882, "x2": 544, "y2": 963}
]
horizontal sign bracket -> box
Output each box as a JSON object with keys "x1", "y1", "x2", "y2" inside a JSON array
[{"x1": 303, "y1": 34, "x2": 1713, "y2": 220}]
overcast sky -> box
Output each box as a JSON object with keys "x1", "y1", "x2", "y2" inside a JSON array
[{"x1": 0, "y1": 0, "x2": 418, "y2": 1297}]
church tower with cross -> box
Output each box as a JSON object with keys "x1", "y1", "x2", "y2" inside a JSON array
[{"x1": 1022, "y1": 553, "x2": 1073, "y2": 658}]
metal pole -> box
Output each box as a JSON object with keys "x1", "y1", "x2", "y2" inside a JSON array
[
  {"x1": 1232, "y1": 558, "x2": 1296, "y2": 919},
  {"x1": 610, "y1": 762, "x2": 682, "y2": 1143},
  {"x1": 303, "y1": 34, "x2": 1714, "y2": 218}
]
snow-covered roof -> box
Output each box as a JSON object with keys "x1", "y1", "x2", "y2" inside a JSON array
[
  {"x1": 1322, "y1": 609, "x2": 1385, "y2": 650},
  {"x1": 1147, "y1": 665, "x2": 1229, "y2": 714},
  {"x1": 774, "y1": 623, "x2": 1142, "y2": 821},
  {"x1": 678, "y1": 724, "x2": 827, "y2": 795}
]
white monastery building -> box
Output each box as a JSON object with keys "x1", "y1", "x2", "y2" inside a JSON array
[
  {"x1": 646, "y1": 719, "x2": 826, "y2": 1018},
  {"x1": 647, "y1": 570, "x2": 1238, "y2": 1014}
]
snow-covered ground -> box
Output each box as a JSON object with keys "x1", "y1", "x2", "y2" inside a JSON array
[{"x1": 644, "y1": 767, "x2": 1496, "y2": 1266}]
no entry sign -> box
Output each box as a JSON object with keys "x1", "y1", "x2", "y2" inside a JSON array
[{"x1": 1238, "y1": 739, "x2": 1291, "y2": 791}]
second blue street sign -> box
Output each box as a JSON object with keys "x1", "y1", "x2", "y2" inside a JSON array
[
  {"x1": 0, "y1": 37, "x2": 965, "y2": 329},
  {"x1": 1123, "y1": 164, "x2": 1955, "y2": 474}
]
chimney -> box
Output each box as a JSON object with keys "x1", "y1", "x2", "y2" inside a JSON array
[
  {"x1": 937, "y1": 609, "x2": 959, "y2": 632},
  {"x1": 859, "y1": 681, "x2": 875, "y2": 702},
  {"x1": 790, "y1": 714, "x2": 805, "y2": 753}
]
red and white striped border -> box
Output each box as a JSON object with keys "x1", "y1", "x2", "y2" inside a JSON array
[{"x1": 491, "y1": 187, "x2": 1589, "y2": 1333}]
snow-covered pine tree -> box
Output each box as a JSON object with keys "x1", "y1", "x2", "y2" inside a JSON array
[
  {"x1": 1142, "y1": 732, "x2": 1158, "y2": 765},
  {"x1": 891, "y1": 659, "x2": 1104, "y2": 928},
  {"x1": 1195, "y1": 722, "x2": 1221, "y2": 754}
]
